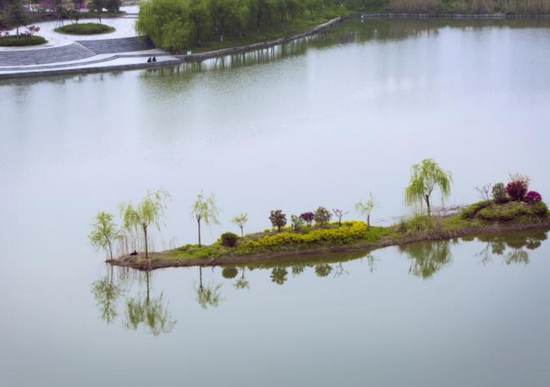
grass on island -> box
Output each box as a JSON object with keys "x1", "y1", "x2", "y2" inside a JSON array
[
  {"x1": 130, "y1": 200, "x2": 549, "y2": 265},
  {"x1": 0, "y1": 35, "x2": 47, "y2": 47},
  {"x1": 54, "y1": 23, "x2": 115, "y2": 35}
]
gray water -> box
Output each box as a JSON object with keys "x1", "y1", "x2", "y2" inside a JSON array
[{"x1": 1, "y1": 19, "x2": 550, "y2": 387}]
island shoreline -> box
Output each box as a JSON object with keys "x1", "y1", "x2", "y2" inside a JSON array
[{"x1": 107, "y1": 221, "x2": 550, "y2": 271}]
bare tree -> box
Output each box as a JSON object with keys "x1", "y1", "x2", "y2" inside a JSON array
[
  {"x1": 332, "y1": 209, "x2": 349, "y2": 226},
  {"x1": 475, "y1": 183, "x2": 493, "y2": 202}
]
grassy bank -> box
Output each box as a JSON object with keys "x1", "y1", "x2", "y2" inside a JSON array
[{"x1": 108, "y1": 200, "x2": 550, "y2": 270}]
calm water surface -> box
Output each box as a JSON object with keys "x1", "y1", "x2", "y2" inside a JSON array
[{"x1": 1, "y1": 19, "x2": 550, "y2": 387}]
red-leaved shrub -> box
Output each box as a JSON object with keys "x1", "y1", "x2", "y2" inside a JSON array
[{"x1": 524, "y1": 191, "x2": 542, "y2": 204}]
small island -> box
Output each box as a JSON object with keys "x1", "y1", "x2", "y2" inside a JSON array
[{"x1": 92, "y1": 160, "x2": 550, "y2": 271}]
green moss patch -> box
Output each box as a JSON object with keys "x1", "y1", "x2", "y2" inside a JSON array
[
  {"x1": 54, "y1": 23, "x2": 115, "y2": 35},
  {"x1": 0, "y1": 35, "x2": 47, "y2": 47},
  {"x1": 462, "y1": 201, "x2": 549, "y2": 223}
]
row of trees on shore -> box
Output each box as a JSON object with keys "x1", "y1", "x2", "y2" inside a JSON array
[{"x1": 135, "y1": 0, "x2": 350, "y2": 52}]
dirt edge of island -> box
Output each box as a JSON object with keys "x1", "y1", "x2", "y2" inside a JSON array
[{"x1": 106, "y1": 220, "x2": 550, "y2": 271}]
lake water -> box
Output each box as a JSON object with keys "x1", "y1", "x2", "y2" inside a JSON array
[{"x1": 1, "y1": 18, "x2": 550, "y2": 387}]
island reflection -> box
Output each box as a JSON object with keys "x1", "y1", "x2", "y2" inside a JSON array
[{"x1": 92, "y1": 230, "x2": 547, "y2": 334}]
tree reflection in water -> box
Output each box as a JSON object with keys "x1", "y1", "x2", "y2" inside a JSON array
[
  {"x1": 195, "y1": 267, "x2": 224, "y2": 309},
  {"x1": 124, "y1": 271, "x2": 176, "y2": 336},
  {"x1": 399, "y1": 241, "x2": 454, "y2": 279},
  {"x1": 476, "y1": 231, "x2": 547, "y2": 266},
  {"x1": 91, "y1": 265, "x2": 126, "y2": 324},
  {"x1": 233, "y1": 267, "x2": 250, "y2": 290},
  {"x1": 271, "y1": 267, "x2": 288, "y2": 285}
]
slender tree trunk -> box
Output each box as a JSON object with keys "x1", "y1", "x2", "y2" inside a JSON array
[
  {"x1": 107, "y1": 240, "x2": 113, "y2": 260},
  {"x1": 143, "y1": 224, "x2": 149, "y2": 262},
  {"x1": 425, "y1": 195, "x2": 431, "y2": 217},
  {"x1": 240, "y1": 226, "x2": 244, "y2": 237},
  {"x1": 197, "y1": 217, "x2": 202, "y2": 247},
  {"x1": 367, "y1": 215, "x2": 371, "y2": 227}
]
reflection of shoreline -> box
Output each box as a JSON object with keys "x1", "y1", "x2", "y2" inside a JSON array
[
  {"x1": 475, "y1": 231, "x2": 547, "y2": 266},
  {"x1": 93, "y1": 230, "x2": 547, "y2": 336}
]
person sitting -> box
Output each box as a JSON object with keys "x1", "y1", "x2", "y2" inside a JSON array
[
  {"x1": 130, "y1": 250, "x2": 138, "y2": 256},
  {"x1": 147, "y1": 57, "x2": 152, "y2": 63},
  {"x1": 152, "y1": 56, "x2": 157, "y2": 63}
]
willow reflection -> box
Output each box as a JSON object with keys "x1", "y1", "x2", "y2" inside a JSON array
[
  {"x1": 91, "y1": 265, "x2": 126, "y2": 324},
  {"x1": 196, "y1": 267, "x2": 224, "y2": 309},
  {"x1": 124, "y1": 272, "x2": 176, "y2": 336},
  {"x1": 399, "y1": 241, "x2": 454, "y2": 279}
]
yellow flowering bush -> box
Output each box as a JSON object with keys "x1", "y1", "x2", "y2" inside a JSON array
[{"x1": 236, "y1": 222, "x2": 386, "y2": 255}]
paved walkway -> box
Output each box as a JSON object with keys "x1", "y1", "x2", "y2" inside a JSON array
[
  {"x1": 0, "y1": 37, "x2": 156, "y2": 66},
  {"x1": 0, "y1": 7, "x2": 184, "y2": 78}
]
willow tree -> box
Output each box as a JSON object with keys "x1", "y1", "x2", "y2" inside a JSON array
[
  {"x1": 191, "y1": 191, "x2": 221, "y2": 247},
  {"x1": 89, "y1": 211, "x2": 121, "y2": 260},
  {"x1": 405, "y1": 159, "x2": 452, "y2": 217},
  {"x1": 136, "y1": 0, "x2": 192, "y2": 52},
  {"x1": 119, "y1": 189, "x2": 170, "y2": 262}
]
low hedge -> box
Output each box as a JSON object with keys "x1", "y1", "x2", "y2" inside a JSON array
[
  {"x1": 235, "y1": 222, "x2": 388, "y2": 255},
  {"x1": 54, "y1": 23, "x2": 115, "y2": 35},
  {"x1": 0, "y1": 35, "x2": 47, "y2": 47}
]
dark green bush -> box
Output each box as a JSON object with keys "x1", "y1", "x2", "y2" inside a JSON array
[
  {"x1": 220, "y1": 232, "x2": 239, "y2": 248},
  {"x1": 0, "y1": 35, "x2": 47, "y2": 46},
  {"x1": 54, "y1": 23, "x2": 115, "y2": 35},
  {"x1": 492, "y1": 183, "x2": 508, "y2": 203},
  {"x1": 314, "y1": 206, "x2": 332, "y2": 226},
  {"x1": 269, "y1": 210, "x2": 287, "y2": 232}
]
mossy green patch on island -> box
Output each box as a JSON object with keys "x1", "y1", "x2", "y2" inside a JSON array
[{"x1": 461, "y1": 201, "x2": 549, "y2": 223}]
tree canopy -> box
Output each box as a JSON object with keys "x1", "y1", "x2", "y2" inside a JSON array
[{"x1": 404, "y1": 159, "x2": 452, "y2": 217}]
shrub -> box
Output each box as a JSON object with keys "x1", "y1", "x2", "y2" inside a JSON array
[
  {"x1": 300, "y1": 212, "x2": 314, "y2": 226},
  {"x1": 314, "y1": 206, "x2": 332, "y2": 226},
  {"x1": 236, "y1": 221, "x2": 374, "y2": 255},
  {"x1": 290, "y1": 215, "x2": 305, "y2": 231},
  {"x1": 506, "y1": 181, "x2": 528, "y2": 201},
  {"x1": 269, "y1": 210, "x2": 287, "y2": 232},
  {"x1": 0, "y1": 35, "x2": 47, "y2": 46},
  {"x1": 524, "y1": 191, "x2": 542, "y2": 204},
  {"x1": 506, "y1": 174, "x2": 530, "y2": 201},
  {"x1": 492, "y1": 183, "x2": 508, "y2": 203},
  {"x1": 55, "y1": 23, "x2": 115, "y2": 35},
  {"x1": 220, "y1": 232, "x2": 239, "y2": 248}
]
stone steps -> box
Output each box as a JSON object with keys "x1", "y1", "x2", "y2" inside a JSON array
[
  {"x1": 0, "y1": 37, "x2": 156, "y2": 67},
  {"x1": 77, "y1": 37, "x2": 155, "y2": 54},
  {"x1": 0, "y1": 43, "x2": 96, "y2": 66}
]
